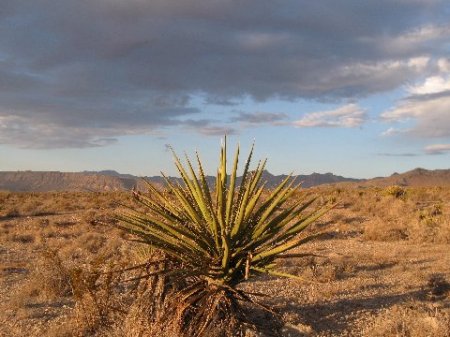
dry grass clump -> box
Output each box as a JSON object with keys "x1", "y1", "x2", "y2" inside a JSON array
[
  {"x1": 407, "y1": 204, "x2": 450, "y2": 244},
  {"x1": 0, "y1": 191, "x2": 131, "y2": 219},
  {"x1": 363, "y1": 216, "x2": 408, "y2": 241},
  {"x1": 69, "y1": 263, "x2": 127, "y2": 335},
  {"x1": 316, "y1": 186, "x2": 450, "y2": 243},
  {"x1": 119, "y1": 254, "x2": 182, "y2": 337},
  {"x1": 7, "y1": 246, "x2": 74, "y2": 315},
  {"x1": 426, "y1": 274, "x2": 450, "y2": 300},
  {"x1": 15, "y1": 241, "x2": 132, "y2": 336},
  {"x1": 314, "y1": 259, "x2": 356, "y2": 283},
  {"x1": 34, "y1": 246, "x2": 75, "y2": 298},
  {"x1": 0, "y1": 203, "x2": 137, "y2": 336},
  {"x1": 363, "y1": 302, "x2": 450, "y2": 337},
  {"x1": 11, "y1": 233, "x2": 36, "y2": 244},
  {"x1": 384, "y1": 185, "x2": 407, "y2": 199}
]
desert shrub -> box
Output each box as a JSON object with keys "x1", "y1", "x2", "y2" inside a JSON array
[
  {"x1": 11, "y1": 234, "x2": 35, "y2": 244},
  {"x1": 363, "y1": 302, "x2": 450, "y2": 337},
  {"x1": 35, "y1": 246, "x2": 74, "y2": 298},
  {"x1": 117, "y1": 138, "x2": 333, "y2": 336},
  {"x1": 31, "y1": 243, "x2": 129, "y2": 335},
  {"x1": 430, "y1": 203, "x2": 443, "y2": 216},
  {"x1": 384, "y1": 185, "x2": 407, "y2": 199},
  {"x1": 426, "y1": 274, "x2": 450, "y2": 300},
  {"x1": 315, "y1": 260, "x2": 355, "y2": 282},
  {"x1": 363, "y1": 216, "x2": 408, "y2": 241},
  {"x1": 80, "y1": 233, "x2": 108, "y2": 254},
  {"x1": 121, "y1": 253, "x2": 182, "y2": 337},
  {"x1": 70, "y1": 260, "x2": 127, "y2": 335},
  {"x1": 4, "y1": 207, "x2": 20, "y2": 218}
]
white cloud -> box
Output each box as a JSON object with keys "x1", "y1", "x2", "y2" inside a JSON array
[
  {"x1": 437, "y1": 58, "x2": 450, "y2": 73},
  {"x1": 381, "y1": 127, "x2": 411, "y2": 137},
  {"x1": 294, "y1": 104, "x2": 366, "y2": 128},
  {"x1": 424, "y1": 143, "x2": 450, "y2": 154},
  {"x1": 381, "y1": 75, "x2": 450, "y2": 138},
  {"x1": 407, "y1": 56, "x2": 430, "y2": 71},
  {"x1": 407, "y1": 75, "x2": 450, "y2": 94}
]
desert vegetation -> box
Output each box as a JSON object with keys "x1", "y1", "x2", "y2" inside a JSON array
[
  {"x1": 115, "y1": 142, "x2": 333, "y2": 336},
  {"x1": 1, "y1": 180, "x2": 450, "y2": 336}
]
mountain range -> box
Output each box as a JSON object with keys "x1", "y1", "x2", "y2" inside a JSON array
[{"x1": 0, "y1": 168, "x2": 448, "y2": 192}]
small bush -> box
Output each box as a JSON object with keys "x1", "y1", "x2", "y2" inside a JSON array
[
  {"x1": 12, "y1": 234, "x2": 35, "y2": 244},
  {"x1": 384, "y1": 185, "x2": 407, "y2": 199},
  {"x1": 363, "y1": 303, "x2": 450, "y2": 337}
]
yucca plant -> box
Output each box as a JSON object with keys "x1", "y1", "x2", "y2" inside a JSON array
[{"x1": 117, "y1": 138, "x2": 333, "y2": 336}]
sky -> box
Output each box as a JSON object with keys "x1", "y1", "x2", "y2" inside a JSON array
[{"x1": 1, "y1": 0, "x2": 450, "y2": 179}]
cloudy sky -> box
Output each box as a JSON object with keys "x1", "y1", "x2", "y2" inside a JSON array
[{"x1": 1, "y1": 0, "x2": 450, "y2": 178}]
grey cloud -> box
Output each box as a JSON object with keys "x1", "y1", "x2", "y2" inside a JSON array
[
  {"x1": 1, "y1": 0, "x2": 449, "y2": 148},
  {"x1": 0, "y1": 62, "x2": 41, "y2": 92},
  {"x1": 377, "y1": 152, "x2": 420, "y2": 157},
  {"x1": 181, "y1": 119, "x2": 238, "y2": 136},
  {"x1": 230, "y1": 112, "x2": 288, "y2": 125},
  {"x1": 0, "y1": 115, "x2": 120, "y2": 149},
  {"x1": 197, "y1": 126, "x2": 238, "y2": 136},
  {"x1": 204, "y1": 96, "x2": 240, "y2": 106},
  {"x1": 0, "y1": 95, "x2": 200, "y2": 148},
  {"x1": 3, "y1": 1, "x2": 448, "y2": 97}
]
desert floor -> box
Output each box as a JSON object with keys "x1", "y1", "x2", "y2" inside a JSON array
[{"x1": 1, "y1": 186, "x2": 449, "y2": 336}]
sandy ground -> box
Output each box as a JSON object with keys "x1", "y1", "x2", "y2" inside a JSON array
[{"x1": 1, "y1": 189, "x2": 449, "y2": 336}]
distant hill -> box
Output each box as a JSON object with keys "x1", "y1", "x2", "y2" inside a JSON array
[
  {"x1": 259, "y1": 171, "x2": 360, "y2": 188},
  {"x1": 1, "y1": 168, "x2": 448, "y2": 192},
  {"x1": 0, "y1": 170, "x2": 359, "y2": 192},
  {"x1": 0, "y1": 171, "x2": 137, "y2": 192},
  {"x1": 361, "y1": 168, "x2": 450, "y2": 187}
]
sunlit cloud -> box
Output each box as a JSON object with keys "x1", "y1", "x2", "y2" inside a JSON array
[
  {"x1": 407, "y1": 76, "x2": 450, "y2": 95},
  {"x1": 294, "y1": 104, "x2": 366, "y2": 128},
  {"x1": 424, "y1": 143, "x2": 450, "y2": 155},
  {"x1": 381, "y1": 127, "x2": 412, "y2": 137},
  {"x1": 381, "y1": 75, "x2": 450, "y2": 138}
]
